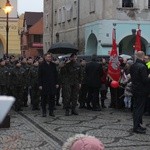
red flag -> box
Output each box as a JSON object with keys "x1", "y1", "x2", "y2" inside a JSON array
[
  {"x1": 134, "y1": 27, "x2": 141, "y2": 52},
  {"x1": 108, "y1": 28, "x2": 121, "y2": 82}
]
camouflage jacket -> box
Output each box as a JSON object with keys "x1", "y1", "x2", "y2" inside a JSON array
[
  {"x1": 0, "y1": 66, "x2": 10, "y2": 86},
  {"x1": 60, "y1": 61, "x2": 82, "y2": 85},
  {"x1": 28, "y1": 66, "x2": 38, "y2": 86},
  {"x1": 11, "y1": 66, "x2": 26, "y2": 86}
]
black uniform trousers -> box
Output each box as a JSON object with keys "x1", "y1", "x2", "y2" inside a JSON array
[
  {"x1": 30, "y1": 85, "x2": 40, "y2": 109},
  {"x1": 145, "y1": 96, "x2": 150, "y2": 114},
  {"x1": 41, "y1": 90, "x2": 55, "y2": 114},
  {"x1": 87, "y1": 87, "x2": 100, "y2": 109},
  {"x1": 78, "y1": 84, "x2": 88, "y2": 106},
  {"x1": 62, "y1": 84, "x2": 79, "y2": 109},
  {"x1": 133, "y1": 94, "x2": 146, "y2": 130}
]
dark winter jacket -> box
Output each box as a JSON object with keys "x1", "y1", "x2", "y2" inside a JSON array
[
  {"x1": 38, "y1": 61, "x2": 58, "y2": 94},
  {"x1": 130, "y1": 59, "x2": 150, "y2": 96},
  {"x1": 85, "y1": 61, "x2": 103, "y2": 88}
]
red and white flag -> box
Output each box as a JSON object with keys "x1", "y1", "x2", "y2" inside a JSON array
[
  {"x1": 108, "y1": 28, "x2": 121, "y2": 82},
  {"x1": 134, "y1": 25, "x2": 141, "y2": 52}
]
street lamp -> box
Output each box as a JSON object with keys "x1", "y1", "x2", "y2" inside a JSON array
[{"x1": 3, "y1": 0, "x2": 13, "y2": 56}]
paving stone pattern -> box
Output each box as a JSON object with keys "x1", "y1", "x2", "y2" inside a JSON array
[{"x1": 0, "y1": 104, "x2": 150, "y2": 150}]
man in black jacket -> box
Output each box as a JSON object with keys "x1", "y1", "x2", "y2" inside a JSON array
[
  {"x1": 38, "y1": 53, "x2": 59, "y2": 117},
  {"x1": 130, "y1": 51, "x2": 150, "y2": 134},
  {"x1": 85, "y1": 54, "x2": 103, "y2": 111},
  {"x1": 144, "y1": 55, "x2": 150, "y2": 116}
]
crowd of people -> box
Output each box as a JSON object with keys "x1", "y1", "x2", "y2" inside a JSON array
[{"x1": 0, "y1": 51, "x2": 150, "y2": 135}]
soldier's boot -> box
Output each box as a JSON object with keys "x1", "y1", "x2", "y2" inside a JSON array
[
  {"x1": 71, "y1": 108, "x2": 79, "y2": 115},
  {"x1": 86, "y1": 103, "x2": 92, "y2": 110},
  {"x1": 42, "y1": 114, "x2": 46, "y2": 117},
  {"x1": 101, "y1": 99, "x2": 106, "y2": 108},
  {"x1": 56, "y1": 99, "x2": 61, "y2": 106},
  {"x1": 49, "y1": 109, "x2": 55, "y2": 117},
  {"x1": 79, "y1": 102, "x2": 86, "y2": 109},
  {"x1": 65, "y1": 109, "x2": 70, "y2": 116},
  {"x1": 42, "y1": 110, "x2": 46, "y2": 117},
  {"x1": 15, "y1": 101, "x2": 23, "y2": 111}
]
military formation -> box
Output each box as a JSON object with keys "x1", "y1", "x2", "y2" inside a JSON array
[
  {"x1": 0, "y1": 55, "x2": 43, "y2": 111},
  {"x1": 1, "y1": 51, "x2": 150, "y2": 136},
  {"x1": 0, "y1": 53, "x2": 107, "y2": 116}
]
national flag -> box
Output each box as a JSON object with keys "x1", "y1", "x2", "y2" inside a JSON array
[
  {"x1": 108, "y1": 28, "x2": 121, "y2": 82},
  {"x1": 134, "y1": 25, "x2": 141, "y2": 52}
]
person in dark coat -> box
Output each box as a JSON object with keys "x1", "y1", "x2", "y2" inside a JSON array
[
  {"x1": 130, "y1": 51, "x2": 150, "y2": 134},
  {"x1": 144, "y1": 55, "x2": 150, "y2": 116},
  {"x1": 85, "y1": 54, "x2": 103, "y2": 111},
  {"x1": 38, "y1": 53, "x2": 59, "y2": 117},
  {"x1": 100, "y1": 58, "x2": 108, "y2": 108}
]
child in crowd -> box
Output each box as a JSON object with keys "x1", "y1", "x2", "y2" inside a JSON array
[
  {"x1": 62, "y1": 134, "x2": 105, "y2": 150},
  {"x1": 124, "y1": 81, "x2": 132, "y2": 109}
]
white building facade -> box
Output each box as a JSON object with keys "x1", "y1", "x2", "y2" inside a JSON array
[{"x1": 44, "y1": 0, "x2": 150, "y2": 55}]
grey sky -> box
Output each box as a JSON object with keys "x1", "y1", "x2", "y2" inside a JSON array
[{"x1": 17, "y1": 0, "x2": 43, "y2": 15}]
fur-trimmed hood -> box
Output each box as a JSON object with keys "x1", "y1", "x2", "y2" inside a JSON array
[{"x1": 62, "y1": 134, "x2": 104, "y2": 150}]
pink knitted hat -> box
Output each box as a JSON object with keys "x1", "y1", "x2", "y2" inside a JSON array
[{"x1": 62, "y1": 134, "x2": 105, "y2": 150}]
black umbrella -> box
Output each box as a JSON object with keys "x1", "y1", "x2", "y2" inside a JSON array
[{"x1": 48, "y1": 42, "x2": 79, "y2": 54}]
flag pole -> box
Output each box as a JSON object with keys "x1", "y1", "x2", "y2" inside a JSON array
[
  {"x1": 114, "y1": 26, "x2": 118, "y2": 109},
  {"x1": 113, "y1": 24, "x2": 119, "y2": 109},
  {"x1": 134, "y1": 23, "x2": 141, "y2": 62},
  {"x1": 138, "y1": 24, "x2": 140, "y2": 30}
]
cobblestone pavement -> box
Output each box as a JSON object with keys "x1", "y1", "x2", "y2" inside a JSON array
[{"x1": 0, "y1": 100, "x2": 150, "y2": 150}]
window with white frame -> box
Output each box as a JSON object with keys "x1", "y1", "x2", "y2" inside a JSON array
[
  {"x1": 89, "y1": 0, "x2": 96, "y2": 13},
  {"x1": 65, "y1": 1, "x2": 72, "y2": 21},
  {"x1": 58, "y1": 8, "x2": 62, "y2": 24},
  {"x1": 54, "y1": 10, "x2": 57, "y2": 25},
  {"x1": 122, "y1": 0, "x2": 133, "y2": 7},
  {"x1": 73, "y1": 0, "x2": 77, "y2": 19},
  {"x1": 45, "y1": 13, "x2": 49, "y2": 28},
  {"x1": 48, "y1": 42, "x2": 50, "y2": 49},
  {"x1": 62, "y1": 7, "x2": 66, "y2": 23},
  {"x1": 24, "y1": 20, "x2": 27, "y2": 32},
  {"x1": 67, "y1": 9, "x2": 71, "y2": 21},
  {"x1": 45, "y1": 42, "x2": 48, "y2": 51},
  {"x1": 144, "y1": 0, "x2": 148, "y2": 9}
]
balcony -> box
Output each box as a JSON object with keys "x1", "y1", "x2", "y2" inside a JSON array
[{"x1": 30, "y1": 42, "x2": 43, "y2": 48}]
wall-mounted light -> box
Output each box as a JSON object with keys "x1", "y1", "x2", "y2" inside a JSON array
[
  {"x1": 132, "y1": 29, "x2": 136, "y2": 35},
  {"x1": 113, "y1": 23, "x2": 116, "y2": 27}
]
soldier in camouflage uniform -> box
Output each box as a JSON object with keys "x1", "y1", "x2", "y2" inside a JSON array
[
  {"x1": 78, "y1": 59, "x2": 88, "y2": 109},
  {"x1": 53, "y1": 58, "x2": 61, "y2": 106},
  {"x1": 38, "y1": 56, "x2": 44, "y2": 65},
  {"x1": 22, "y1": 57, "x2": 33, "y2": 107},
  {"x1": 29, "y1": 60, "x2": 40, "y2": 110},
  {"x1": 60, "y1": 53, "x2": 82, "y2": 116},
  {"x1": 6, "y1": 57, "x2": 15, "y2": 96},
  {"x1": 11, "y1": 61, "x2": 26, "y2": 111},
  {"x1": 0, "y1": 59, "x2": 9, "y2": 95}
]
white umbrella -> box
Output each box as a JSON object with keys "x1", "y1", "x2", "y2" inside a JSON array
[
  {"x1": 0, "y1": 96, "x2": 15, "y2": 124},
  {"x1": 119, "y1": 54, "x2": 132, "y2": 59}
]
